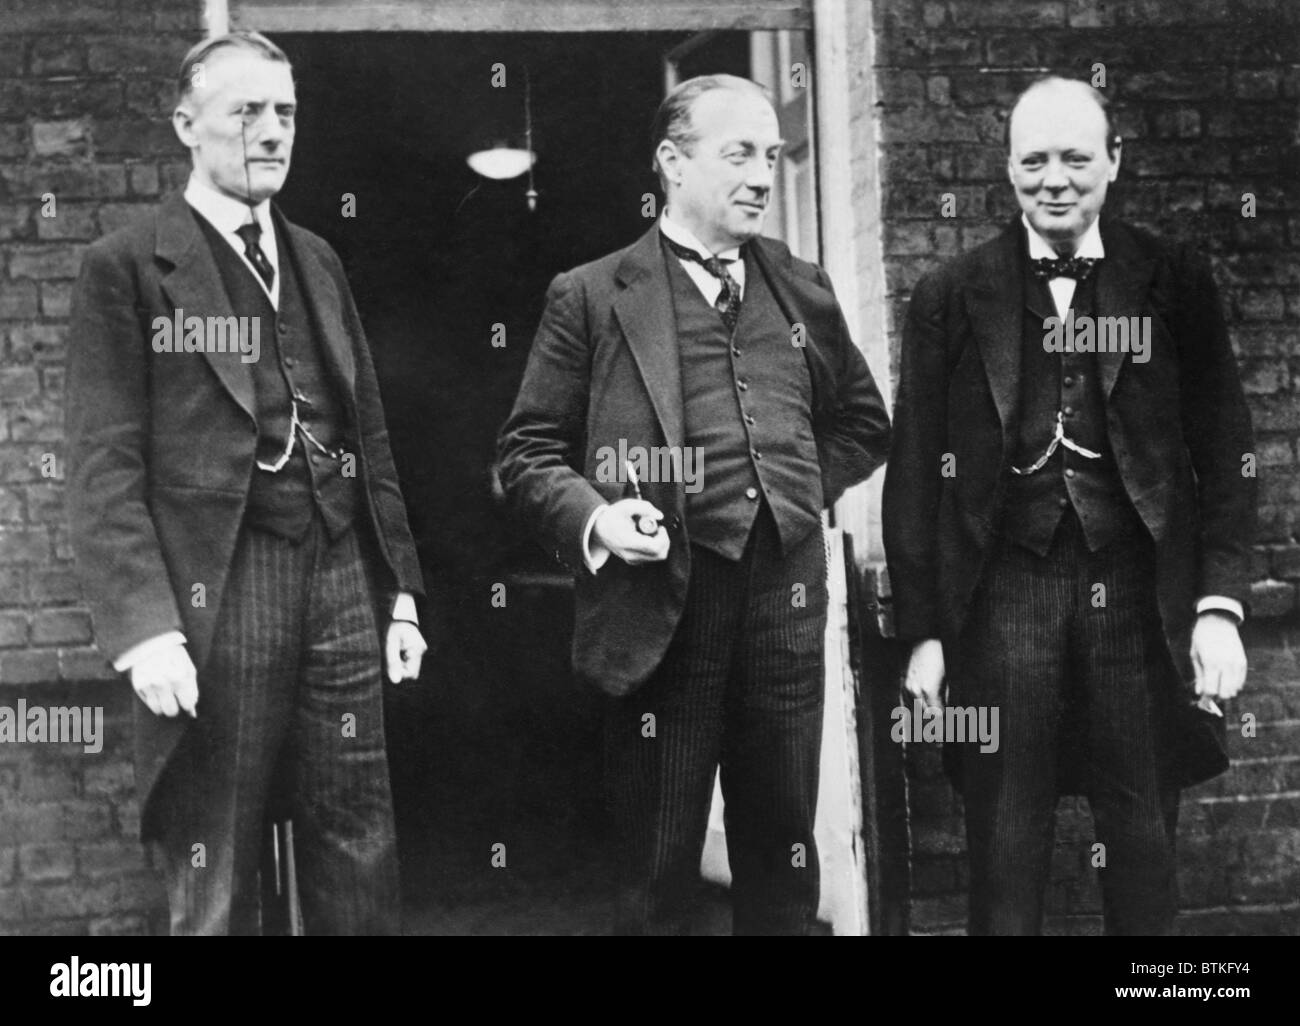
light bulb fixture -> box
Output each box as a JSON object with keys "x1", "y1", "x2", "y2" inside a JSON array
[
  {"x1": 466, "y1": 145, "x2": 535, "y2": 181},
  {"x1": 465, "y1": 66, "x2": 539, "y2": 211}
]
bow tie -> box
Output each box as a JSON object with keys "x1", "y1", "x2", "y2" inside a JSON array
[{"x1": 1030, "y1": 255, "x2": 1100, "y2": 282}]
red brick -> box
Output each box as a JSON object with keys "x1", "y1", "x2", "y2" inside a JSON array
[
  {"x1": 0, "y1": 611, "x2": 28, "y2": 647},
  {"x1": 58, "y1": 647, "x2": 115, "y2": 683},
  {"x1": 39, "y1": 281, "x2": 73, "y2": 318},
  {"x1": 6, "y1": 245, "x2": 84, "y2": 281},
  {"x1": 32, "y1": 609, "x2": 91, "y2": 646},
  {"x1": 28, "y1": 36, "x2": 85, "y2": 76},
  {"x1": 0, "y1": 164, "x2": 128, "y2": 201},
  {"x1": 10, "y1": 401, "x2": 64, "y2": 443},
  {"x1": 0, "y1": 279, "x2": 38, "y2": 318},
  {"x1": 31, "y1": 121, "x2": 90, "y2": 160},
  {"x1": 0, "y1": 527, "x2": 49, "y2": 565},
  {"x1": 87, "y1": 913, "x2": 149, "y2": 936},
  {"x1": 0, "y1": 568, "x2": 25, "y2": 606},
  {"x1": 6, "y1": 323, "x2": 67, "y2": 363},
  {"x1": 18, "y1": 844, "x2": 76, "y2": 883},
  {"x1": 82, "y1": 760, "x2": 133, "y2": 797},
  {"x1": 95, "y1": 119, "x2": 184, "y2": 159},
  {"x1": 127, "y1": 163, "x2": 161, "y2": 197},
  {"x1": 34, "y1": 202, "x2": 96, "y2": 241},
  {"x1": 0, "y1": 648, "x2": 60, "y2": 685}
]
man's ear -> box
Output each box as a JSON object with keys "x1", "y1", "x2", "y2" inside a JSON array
[
  {"x1": 656, "y1": 139, "x2": 682, "y2": 187},
  {"x1": 1108, "y1": 138, "x2": 1122, "y2": 181},
  {"x1": 172, "y1": 104, "x2": 197, "y2": 149}
]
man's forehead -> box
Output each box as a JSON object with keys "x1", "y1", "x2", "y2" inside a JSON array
[
  {"x1": 691, "y1": 89, "x2": 779, "y2": 136},
  {"x1": 194, "y1": 50, "x2": 294, "y2": 96},
  {"x1": 1009, "y1": 92, "x2": 1107, "y2": 151}
]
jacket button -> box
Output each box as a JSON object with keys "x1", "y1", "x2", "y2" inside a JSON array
[
  {"x1": 1058, "y1": 497, "x2": 1069, "y2": 508},
  {"x1": 670, "y1": 515, "x2": 681, "y2": 531},
  {"x1": 278, "y1": 323, "x2": 288, "y2": 335},
  {"x1": 732, "y1": 346, "x2": 741, "y2": 358},
  {"x1": 745, "y1": 414, "x2": 755, "y2": 425},
  {"x1": 752, "y1": 450, "x2": 763, "y2": 461},
  {"x1": 736, "y1": 379, "x2": 748, "y2": 391},
  {"x1": 1065, "y1": 468, "x2": 1075, "y2": 479},
  {"x1": 745, "y1": 487, "x2": 759, "y2": 501}
]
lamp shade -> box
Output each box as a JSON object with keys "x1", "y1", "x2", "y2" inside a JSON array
[{"x1": 466, "y1": 146, "x2": 536, "y2": 181}]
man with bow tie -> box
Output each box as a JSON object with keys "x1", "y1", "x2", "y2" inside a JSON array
[
  {"x1": 66, "y1": 31, "x2": 426, "y2": 934},
  {"x1": 498, "y1": 74, "x2": 890, "y2": 934},
  {"x1": 883, "y1": 76, "x2": 1257, "y2": 935}
]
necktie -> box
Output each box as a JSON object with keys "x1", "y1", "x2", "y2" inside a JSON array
[
  {"x1": 662, "y1": 234, "x2": 742, "y2": 333},
  {"x1": 235, "y1": 220, "x2": 275, "y2": 291},
  {"x1": 1030, "y1": 255, "x2": 1099, "y2": 282}
]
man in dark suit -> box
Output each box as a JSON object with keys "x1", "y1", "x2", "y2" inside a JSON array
[
  {"x1": 66, "y1": 31, "x2": 427, "y2": 935},
  {"x1": 498, "y1": 74, "x2": 890, "y2": 935},
  {"x1": 883, "y1": 76, "x2": 1256, "y2": 935}
]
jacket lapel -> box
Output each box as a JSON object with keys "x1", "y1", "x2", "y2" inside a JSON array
[
  {"x1": 966, "y1": 219, "x2": 1025, "y2": 445},
  {"x1": 273, "y1": 208, "x2": 357, "y2": 396},
  {"x1": 155, "y1": 193, "x2": 256, "y2": 422},
  {"x1": 613, "y1": 227, "x2": 684, "y2": 451},
  {"x1": 748, "y1": 237, "x2": 840, "y2": 415},
  {"x1": 1095, "y1": 217, "x2": 1157, "y2": 400}
]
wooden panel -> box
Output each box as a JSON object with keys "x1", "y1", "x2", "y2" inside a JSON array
[{"x1": 232, "y1": 0, "x2": 811, "y2": 33}]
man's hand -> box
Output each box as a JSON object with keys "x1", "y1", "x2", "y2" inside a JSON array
[
  {"x1": 386, "y1": 620, "x2": 427, "y2": 684},
  {"x1": 130, "y1": 644, "x2": 198, "y2": 718},
  {"x1": 903, "y1": 638, "x2": 945, "y2": 710},
  {"x1": 592, "y1": 499, "x2": 670, "y2": 566},
  {"x1": 1190, "y1": 611, "x2": 1248, "y2": 700}
]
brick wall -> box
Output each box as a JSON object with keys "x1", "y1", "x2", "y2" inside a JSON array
[
  {"x1": 0, "y1": 0, "x2": 201, "y2": 935},
  {"x1": 873, "y1": 0, "x2": 1300, "y2": 933}
]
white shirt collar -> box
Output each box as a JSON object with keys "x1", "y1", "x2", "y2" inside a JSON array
[
  {"x1": 184, "y1": 173, "x2": 274, "y2": 241},
  {"x1": 660, "y1": 209, "x2": 743, "y2": 263},
  {"x1": 1022, "y1": 212, "x2": 1105, "y2": 261}
]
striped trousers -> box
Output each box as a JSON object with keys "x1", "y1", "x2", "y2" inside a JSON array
[
  {"x1": 604, "y1": 506, "x2": 828, "y2": 935},
  {"x1": 954, "y1": 509, "x2": 1180, "y2": 935},
  {"x1": 150, "y1": 517, "x2": 400, "y2": 935}
]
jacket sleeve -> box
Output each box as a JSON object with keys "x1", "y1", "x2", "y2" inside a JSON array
[
  {"x1": 813, "y1": 265, "x2": 892, "y2": 507},
  {"x1": 329, "y1": 244, "x2": 425, "y2": 601},
  {"x1": 881, "y1": 269, "x2": 950, "y2": 642},
  {"x1": 1171, "y1": 248, "x2": 1257, "y2": 607},
  {"x1": 496, "y1": 270, "x2": 608, "y2": 572},
  {"x1": 66, "y1": 241, "x2": 184, "y2": 663}
]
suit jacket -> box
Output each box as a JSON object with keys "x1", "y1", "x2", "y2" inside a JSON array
[
  {"x1": 882, "y1": 215, "x2": 1257, "y2": 785},
  {"x1": 497, "y1": 226, "x2": 891, "y2": 697},
  {"x1": 66, "y1": 192, "x2": 423, "y2": 830}
]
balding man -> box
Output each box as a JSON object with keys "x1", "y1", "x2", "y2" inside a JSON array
[
  {"x1": 883, "y1": 76, "x2": 1256, "y2": 935},
  {"x1": 67, "y1": 31, "x2": 426, "y2": 934},
  {"x1": 498, "y1": 75, "x2": 890, "y2": 934}
]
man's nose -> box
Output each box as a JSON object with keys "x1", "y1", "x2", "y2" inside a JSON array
[
  {"x1": 1042, "y1": 158, "x2": 1069, "y2": 190},
  {"x1": 746, "y1": 159, "x2": 775, "y2": 192},
  {"x1": 247, "y1": 109, "x2": 287, "y2": 146}
]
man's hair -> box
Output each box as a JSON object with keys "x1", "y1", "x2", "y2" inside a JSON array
[
  {"x1": 650, "y1": 74, "x2": 772, "y2": 191},
  {"x1": 1006, "y1": 75, "x2": 1121, "y2": 159},
  {"x1": 176, "y1": 30, "x2": 291, "y2": 105}
]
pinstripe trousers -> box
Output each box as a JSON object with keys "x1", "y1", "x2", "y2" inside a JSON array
[
  {"x1": 604, "y1": 506, "x2": 828, "y2": 936},
  {"x1": 954, "y1": 509, "x2": 1180, "y2": 936},
  {"x1": 150, "y1": 517, "x2": 400, "y2": 935}
]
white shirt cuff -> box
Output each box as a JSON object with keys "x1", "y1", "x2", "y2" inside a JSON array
[
  {"x1": 582, "y1": 505, "x2": 612, "y2": 573},
  {"x1": 391, "y1": 592, "x2": 419, "y2": 625},
  {"x1": 113, "y1": 631, "x2": 187, "y2": 673},
  {"x1": 1196, "y1": 596, "x2": 1244, "y2": 624}
]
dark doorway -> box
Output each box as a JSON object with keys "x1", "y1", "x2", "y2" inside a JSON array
[{"x1": 273, "y1": 31, "x2": 747, "y2": 933}]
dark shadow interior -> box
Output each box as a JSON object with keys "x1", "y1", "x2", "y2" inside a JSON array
[{"x1": 273, "y1": 31, "x2": 747, "y2": 932}]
